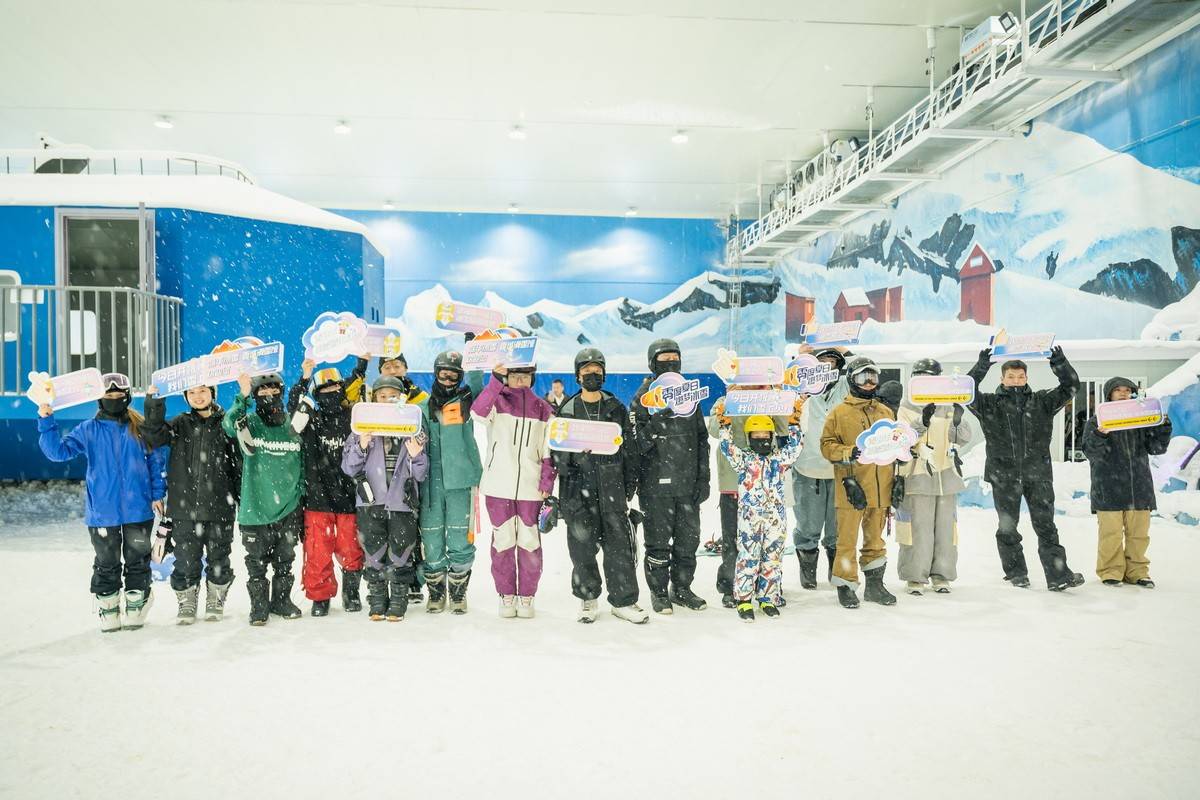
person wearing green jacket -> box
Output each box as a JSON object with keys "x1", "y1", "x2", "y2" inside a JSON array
[
  {"x1": 223, "y1": 371, "x2": 304, "y2": 625},
  {"x1": 415, "y1": 349, "x2": 485, "y2": 614}
]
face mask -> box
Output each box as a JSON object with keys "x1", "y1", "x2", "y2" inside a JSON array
[
  {"x1": 256, "y1": 393, "x2": 284, "y2": 423},
  {"x1": 652, "y1": 359, "x2": 680, "y2": 377},
  {"x1": 316, "y1": 390, "x2": 344, "y2": 410},
  {"x1": 580, "y1": 373, "x2": 604, "y2": 392},
  {"x1": 749, "y1": 437, "x2": 774, "y2": 457},
  {"x1": 98, "y1": 396, "x2": 130, "y2": 416}
]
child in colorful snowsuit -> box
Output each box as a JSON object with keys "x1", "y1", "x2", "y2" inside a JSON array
[
  {"x1": 289, "y1": 361, "x2": 366, "y2": 617},
  {"x1": 340, "y1": 375, "x2": 429, "y2": 621},
  {"x1": 471, "y1": 365, "x2": 557, "y2": 619},
  {"x1": 719, "y1": 415, "x2": 803, "y2": 622},
  {"x1": 38, "y1": 373, "x2": 167, "y2": 632},
  {"x1": 222, "y1": 371, "x2": 305, "y2": 626}
]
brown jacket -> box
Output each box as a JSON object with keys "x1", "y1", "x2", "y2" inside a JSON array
[{"x1": 819, "y1": 395, "x2": 895, "y2": 508}]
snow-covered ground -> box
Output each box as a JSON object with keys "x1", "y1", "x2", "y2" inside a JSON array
[{"x1": 2, "y1": 485, "x2": 1198, "y2": 798}]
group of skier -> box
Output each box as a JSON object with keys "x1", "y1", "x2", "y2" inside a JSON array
[{"x1": 37, "y1": 334, "x2": 1173, "y2": 632}]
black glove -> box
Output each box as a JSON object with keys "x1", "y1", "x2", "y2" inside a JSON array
[
  {"x1": 891, "y1": 476, "x2": 906, "y2": 510},
  {"x1": 1049, "y1": 345, "x2": 1067, "y2": 368},
  {"x1": 692, "y1": 484, "x2": 711, "y2": 506},
  {"x1": 628, "y1": 507, "x2": 645, "y2": 531},
  {"x1": 842, "y1": 477, "x2": 868, "y2": 510},
  {"x1": 355, "y1": 476, "x2": 376, "y2": 505},
  {"x1": 537, "y1": 496, "x2": 560, "y2": 534},
  {"x1": 648, "y1": 407, "x2": 674, "y2": 433},
  {"x1": 952, "y1": 403, "x2": 965, "y2": 425},
  {"x1": 463, "y1": 331, "x2": 476, "y2": 343},
  {"x1": 976, "y1": 347, "x2": 992, "y2": 368},
  {"x1": 849, "y1": 446, "x2": 862, "y2": 462},
  {"x1": 921, "y1": 403, "x2": 936, "y2": 427}
]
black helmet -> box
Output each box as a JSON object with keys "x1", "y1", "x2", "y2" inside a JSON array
[
  {"x1": 372, "y1": 375, "x2": 406, "y2": 395},
  {"x1": 434, "y1": 350, "x2": 464, "y2": 375},
  {"x1": 911, "y1": 358, "x2": 942, "y2": 376},
  {"x1": 845, "y1": 357, "x2": 877, "y2": 378},
  {"x1": 647, "y1": 338, "x2": 681, "y2": 370},
  {"x1": 813, "y1": 347, "x2": 846, "y2": 370},
  {"x1": 378, "y1": 353, "x2": 408, "y2": 369},
  {"x1": 574, "y1": 347, "x2": 606, "y2": 376},
  {"x1": 250, "y1": 373, "x2": 284, "y2": 394}
]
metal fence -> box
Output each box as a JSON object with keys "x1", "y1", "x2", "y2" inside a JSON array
[
  {"x1": 0, "y1": 148, "x2": 255, "y2": 184},
  {"x1": 1, "y1": 285, "x2": 184, "y2": 395}
]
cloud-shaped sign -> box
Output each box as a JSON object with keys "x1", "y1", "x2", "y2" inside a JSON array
[
  {"x1": 302, "y1": 311, "x2": 369, "y2": 363},
  {"x1": 855, "y1": 419, "x2": 919, "y2": 465}
]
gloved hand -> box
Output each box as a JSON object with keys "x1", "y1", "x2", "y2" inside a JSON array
[
  {"x1": 463, "y1": 331, "x2": 476, "y2": 343},
  {"x1": 628, "y1": 507, "x2": 645, "y2": 530},
  {"x1": 1048, "y1": 345, "x2": 1067, "y2": 368},
  {"x1": 150, "y1": 517, "x2": 174, "y2": 564},
  {"x1": 537, "y1": 496, "x2": 560, "y2": 534},
  {"x1": 952, "y1": 403, "x2": 965, "y2": 425},
  {"x1": 692, "y1": 483, "x2": 711, "y2": 506},
  {"x1": 891, "y1": 476, "x2": 906, "y2": 510},
  {"x1": 842, "y1": 477, "x2": 868, "y2": 510},
  {"x1": 976, "y1": 347, "x2": 993, "y2": 368},
  {"x1": 291, "y1": 395, "x2": 314, "y2": 434},
  {"x1": 921, "y1": 403, "x2": 936, "y2": 427},
  {"x1": 355, "y1": 476, "x2": 376, "y2": 505},
  {"x1": 849, "y1": 446, "x2": 862, "y2": 462},
  {"x1": 648, "y1": 406, "x2": 675, "y2": 433}
]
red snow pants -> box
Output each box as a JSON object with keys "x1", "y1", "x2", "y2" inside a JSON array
[{"x1": 303, "y1": 510, "x2": 365, "y2": 601}]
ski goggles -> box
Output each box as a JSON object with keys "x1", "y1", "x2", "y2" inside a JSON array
[
  {"x1": 100, "y1": 372, "x2": 131, "y2": 392},
  {"x1": 850, "y1": 369, "x2": 880, "y2": 387},
  {"x1": 435, "y1": 369, "x2": 463, "y2": 384}
]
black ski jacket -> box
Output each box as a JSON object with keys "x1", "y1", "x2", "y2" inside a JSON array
[
  {"x1": 631, "y1": 376, "x2": 710, "y2": 500},
  {"x1": 967, "y1": 350, "x2": 1079, "y2": 484},
  {"x1": 143, "y1": 396, "x2": 241, "y2": 522},
  {"x1": 552, "y1": 391, "x2": 638, "y2": 518},
  {"x1": 1082, "y1": 415, "x2": 1172, "y2": 512},
  {"x1": 289, "y1": 379, "x2": 357, "y2": 514}
]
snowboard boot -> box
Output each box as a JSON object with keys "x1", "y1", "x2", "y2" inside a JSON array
[
  {"x1": 1135, "y1": 578, "x2": 1156, "y2": 589},
  {"x1": 797, "y1": 548, "x2": 819, "y2": 590},
  {"x1": 650, "y1": 594, "x2": 673, "y2": 615},
  {"x1": 906, "y1": 581, "x2": 925, "y2": 595},
  {"x1": 97, "y1": 591, "x2": 122, "y2": 633},
  {"x1": 1048, "y1": 572, "x2": 1085, "y2": 592},
  {"x1": 720, "y1": 592, "x2": 736, "y2": 609},
  {"x1": 1102, "y1": 579, "x2": 1122, "y2": 587},
  {"x1": 387, "y1": 578, "x2": 409, "y2": 621},
  {"x1": 205, "y1": 580, "x2": 231, "y2": 621},
  {"x1": 863, "y1": 566, "x2": 897, "y2": 606},
  {"x1": 447, "y1": 570, "x2": 471, "y2": 615},
  {"x1": 269, "y1": 575, "x2": 302, "y2": 619},
  {"x1": 825, "y1": 546, "x2": 837, "y2": 583},
  {"x1": 248, "y1": 579, "x2": 270, "y2": 626},
  {"x1": 367, "y1": 578, "x2": 389, "y2": 620},
  {"x1": 408, "y1": 578, "x2": 424, "y2": 605},
  {"x1": 736, "y1": 602, "x2": 755, "y2": 622},
  {"x1": 425, "y1": 571, "x2": 448, "y2": 614},
  {"x1": 499, "y1": 594, "x2": 517, "y2": 618},
  {"x1": 311, "y1": 599, "x2": 330, "y2": 617},
  {"x1": 837, "y1": 585, "x2": 860, "y2": 609},
  {"x1": 578, "y1": 598, "x2": 599, "y2": 623},
  {"x1": 516, "y1": 596, "x2": 535, "y2": 619},
  {"x1": 931, "y1": 576, "x2": 951, "y2": 594},
  {"x1": 611, "y1": 604, "x2": 649, "y2": 624},
  {"x1": 759, "y1": 602, "x2": 780, "y2": 618},
  {"x1": 175, "y1": 585, "x2": 199, "y2": 625},
  {"x1": 122, "y1": 588, "x2": 153, "y2": 630},
  {"x1": 1006, "y1": 574, "x2": 1031, "y2": 589},
  {"x1": 669, "y1": 586, "x2": 708, "y2": 611},
  {"x1": 341, "y1": 570, "x2": 363, "y2": 613}
]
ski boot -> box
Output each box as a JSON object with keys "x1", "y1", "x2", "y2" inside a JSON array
[
  {"x1": 670, "y1": 586, "x2": 707, "y2": 611},
  {"x1": 97, "y1": 592, "x2": 122, "y2": 633},
  {"x1": 341, "y1": 569, "x2": 363, "y2": 613},
  {"x1": 123, "y1": 588, "x2": 153, "y2": 630},
  {"x1": 425, "y1": 571, "x2": 447, "y2": 614},
  {"x1": 612, "y1": 604, "x2": 649, "y2": 624},
  {"x1": 447, "y1": 570, "x2": 471, "y2": 615},
  {"x1": 759, "y1": 601, "x2": 780, "y2": 618},
  {"x1": 736, "y1": 602, "x2": 755, "y2": 622},
  {"x1": 578, "y1": 598, "x2": 599, "y2": 623},
  {"x1": 863, "y1": 566, "x2": 897, "y2": 606},
  {"x1": 248, "y1": 579, "x2": 270, "y2": 626},
  {"x1": 205, "y1": 580, "x2": 231, "y2": 621},
  {"x1": 837, "y1": 585, "x2": 860, "y2": 609},
  {"x1": 269, "y1": 574, "x2": 302, "y2": 619},
  {"x1": 311, "y1": 600, "x2": 330, "y2": 617},
  {"x1": 175, "y1": 585, "x2": 199, "y2": 625},
  {"x1": 797, "y1": 548, "x2": 819, "y2": 590}
]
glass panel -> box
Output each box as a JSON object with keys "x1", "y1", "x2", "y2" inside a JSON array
[{"x1": 64, "y1": 217, "x2": 140, "y2": 375}]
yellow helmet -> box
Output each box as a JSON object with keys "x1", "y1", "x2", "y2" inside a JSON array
[
  {"x1": 314, "y1": 367, "x2": 343, "y2": 389},
  {"x1": 744, "y1": 415, "x2": 774, "y2": 434}
]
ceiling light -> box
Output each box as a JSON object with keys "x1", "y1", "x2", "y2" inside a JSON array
[
  {"x1": 671, "y1": 130, "x2": 689, "y2": 144},
  {"x1": 508, "y1": 125, "x2": 527, "y2": 141},
  {"x1": 508, "y1": 203, "x2": 519, "y2": 214},
  {"x1": 382, "y1": 201, "x2": 394, "y2": 211},
  {"x1": 333, "y1": 120, "x2": 352, "y2": 135},
  {"x1": 154, "y1": 116, "x2": 174, "y2": 130},
  {"x1": 625, "y1": 206, "x2": 638, "y2": 217}
]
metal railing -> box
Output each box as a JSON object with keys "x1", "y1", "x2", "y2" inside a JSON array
[
  {"x1": 1, "y1": 285, "x2": 184, "y2": 395},
  {"x1": 730, "y1": 0, "x2": 1113, "y2": 258},
  {"x1": 0, "y1": 148, "x2": 256, "y2": 184}
]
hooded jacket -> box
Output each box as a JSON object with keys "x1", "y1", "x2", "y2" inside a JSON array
[
  {"x1": 552, "y1": 390, "x2": 638, "y2": 518},
  {"x1": 288, "y1": 378, "x2": 357, "y2": 514},
  {"x1": 415, "y1": 371, "x2": 485, "y2": 494},
  {"x1": 819, "y1": 395, "x2": 895, "y2": 509},
  {"x1": 896, "y1": 401, "x2": 973, "y2": 496},
  {"x1": 143, "y1": 395, "x2": 241, "y2": 521},
  {"x1": 631, "y1": 375, "x2": 710, "y2": 499},
  {"x1": 221, "y1": 393, "x2": 303, "y2": 526},
  {"x1": 1082, "y1": 377, "x2": 1173, "y2": 513},
  {"x1": 471, "y1": 374, "x2": 557, "y2": 502},
  {"x1": 341, "y1": 434, "x2": 429, "y2": 512},
  {"x1": 793, "y1": 377, "x2": 850, "y2": 479}
]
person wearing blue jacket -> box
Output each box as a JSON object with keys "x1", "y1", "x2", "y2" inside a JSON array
[{"x1": 37, "y1": 373, "x2": 168, "y2": 633}]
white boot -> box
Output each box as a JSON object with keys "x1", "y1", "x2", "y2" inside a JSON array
[
  {"x1": 123, "y1": 588, "x2": 154, "y2": 630},
  {"x1": 499, "y1": 594, "x2": 517, "y2": 618},
  {"x1": 931, "y1": 576, "x2": 952, "y2": 594},
  {"x1": 175, "y1": 586, "x2": 199, "y2": 625},
  {"x1": 97, "y1": 592, "x2": 122, "y2": 633},
  {"x1": 516, "y1": 595, "x2": 535, "y2": 619},
  {"x1": 578, "y1": 598, "x2": 599, "y2": 623},
  {"x1": 611, "y1": 603, "x2": 650, "y2": 625},
  {"x1": 906, "y1": 581, "x2": 925, "y2": 596}
]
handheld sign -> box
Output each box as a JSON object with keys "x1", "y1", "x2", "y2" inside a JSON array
[
  {"x1": 546, "y1": 418, "x2": 624, "y2": 455},
  {"x1": 854, "y1": 420, "x2": 919, "y2": 465},
  {"x1": 712, "y1": 348, "x2": 784, "y2": 386},
  {"x1": 639, "y1": 372, "x2": 709, "y2": 417},
  {"x1": 783, "y1": 354, "x2": 840, "y2": 395},
  {"x1": 723, "y1": 390, "x2": 797, "y2": 417},
  {"x1": 908, "y1": 374, "x2": 975, "y2": 406},
  {"x1": 989, "y1": 328, "x2": 1055, "y2": 362},
  {"x1": 351, "y1": 402, "x2": 423, "y2": 438},
  {"x1": 1096, "y1": 398, "x2": 1164, "y2": 432},
  {"x1": 462, "y1": 327, "x2": 538, "y2": 371},
  {"x1": 435, "y1": 301, "x2": 505, "y2": 335},
  {"x1": 361, "y1": 325, "x2": 404, "y2": 359},
  {"x1": 801, "y1": 321, "x2": 862, "y2": 347},
  {"x1": 25, "y1": 368, "x2": 105, "y2": 410},
  {"x1": 152, "y1": 339, "x2": 285, "y2": 397},
  {"x1": 302, "y1": 311, "x2": 372, "y2": 363}
]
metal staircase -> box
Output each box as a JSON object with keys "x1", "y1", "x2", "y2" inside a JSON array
[{"x1": 729, "y1": 0, "x2": 1200, "y2": 264}]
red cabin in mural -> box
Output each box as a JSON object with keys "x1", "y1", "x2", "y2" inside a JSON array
[
  {"x1": 785, "y1": 293, "x2": 816, "y2": 342},
  {"x1": 833, "y1": 286, "x2": 903, "y2": 323},
  {"x1": 959, "y1": 243, "x2": 995, "y2": 325}
]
